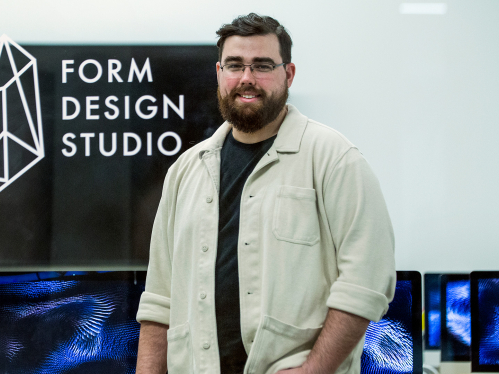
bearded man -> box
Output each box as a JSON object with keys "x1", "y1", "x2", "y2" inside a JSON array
[{"x1": 136, "y1": 13, "x2": 396, "y2": 374}]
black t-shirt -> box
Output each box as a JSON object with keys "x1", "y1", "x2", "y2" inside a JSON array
[{"x1": 215, "y1": 130, "x2": 276, "y2": 374}]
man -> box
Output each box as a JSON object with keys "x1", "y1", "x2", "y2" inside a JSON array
[{"x1": 136, "y1": 13, "x2": 396, "y2": 374}]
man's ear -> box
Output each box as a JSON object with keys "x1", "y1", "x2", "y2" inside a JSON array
[
  {"x1": 285, "y1": 62, "x2": 296, "y2": 87},
  {"x1": 216, "y1": 62, "x2": 221, "y2": 84}
]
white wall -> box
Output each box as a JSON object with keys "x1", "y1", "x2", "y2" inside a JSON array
[{"x1": 2, "y1": 0, "x2": 499, "y2": 274}]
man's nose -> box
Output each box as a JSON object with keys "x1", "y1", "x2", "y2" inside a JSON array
[{"x1": 239, "y1": 66, "x2": 256, "y2": 84}]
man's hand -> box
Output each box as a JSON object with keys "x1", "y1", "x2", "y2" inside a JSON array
[{"x1": 276, "y1": 308, "x2": 370, "y2": 374}]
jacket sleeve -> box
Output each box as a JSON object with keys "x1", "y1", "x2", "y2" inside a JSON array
[
  {"x1": 136, "y1": 170, "x2": 175, "y2": 326},
  {"x1": 323, "y1": 147, "x2": 396, "y2": 322}
]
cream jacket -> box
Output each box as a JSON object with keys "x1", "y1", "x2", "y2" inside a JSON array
[{"x1": 137, "y1": 104, "x2": 396, "y2": 374}]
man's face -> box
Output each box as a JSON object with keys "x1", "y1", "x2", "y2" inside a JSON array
[{"x1": 216, "y1": 34, "x2": 296, "y2": 133}]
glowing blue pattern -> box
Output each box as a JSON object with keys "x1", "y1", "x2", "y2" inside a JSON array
[
  {"x1": 446, "y1": 281, "x2": 471, "y2": 347},
  {"x1": 361, "y1": 281, "x2": 414, "y2": 374},
  {"x1": 35, "y1": 322, "x2": 139, "y2": 374},
  {"x1": 478, "y1": 279, "x2": 499, "y2": 365},
  {"x1": 426, "y1": 286, "x2": 441, "y2": 348},
  {"x1": 0, "y1": 280, "x2": 78, "y2": 298},
  {"x1": 363, "y1": 319, "x2": 413, "y2": 373},
  {"x1": 428, "y1": 311, "x2": 441, "y2": 347},
  {"x1": 0, "y1": 279, "x2": 143, "y2": 373}
]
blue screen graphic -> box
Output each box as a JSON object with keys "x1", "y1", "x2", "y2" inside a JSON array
[
  {"x1": 428, "y1": 305, "x2": 441, "y2": 348},
  {"x1": 424, "y1": 274, "x2": 441, "y2": 350},
  {"x1": 478, "y1": 278, "x2": 499, "y2": 365},
  {"x1": 444, "y1": 280, "x2": 471, "y2": 360},
  {"x1": 361, "y1": 280, "x2": 414, "y2": 374},
  {"x1": 0, "y1": 273, "x2": 144, "y2": 374}
]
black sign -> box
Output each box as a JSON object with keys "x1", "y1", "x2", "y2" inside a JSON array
[{"x1": 0, "y1": 42, "x2": 221, "y2": 266}]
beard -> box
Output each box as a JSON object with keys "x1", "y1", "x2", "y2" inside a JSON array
[{"x1": 217, "y1": 83, "x2": 288, "y2": 134}]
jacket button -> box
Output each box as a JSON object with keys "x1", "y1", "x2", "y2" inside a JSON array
[
  {"x1": 202, "y1": 245, "x2": 209, "y2": 252},
  {"x1": 203, "y1": 342, "x2": 210, "y2": 350},
  {"x1": 200, "y1": 292, "x2": 207, "y2": 299},
  {"x1": 206, "y1": 196, "x2": 213, "y2": 203}
]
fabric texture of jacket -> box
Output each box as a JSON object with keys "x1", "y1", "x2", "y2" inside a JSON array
[{"x1": 136, "y1": 104, "x2": 396, "y2": 374}]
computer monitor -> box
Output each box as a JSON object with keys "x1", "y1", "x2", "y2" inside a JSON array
[
  {"x1": 439, "y1": 273, "x2": 471, "y2": 374},
  {"x1": 0, "y1": 271, "x2": 145, "y2": 374},
  {"x1": 361, "y1": 271, "x2": 423, "y2": 374},
  {"x1": 425, "y1": 273, "x2": 443, "y2": 350},
  {"x1": 471, "y1": 271, "x2": 499, "y2": 373}
]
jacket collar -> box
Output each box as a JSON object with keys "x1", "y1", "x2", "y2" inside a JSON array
[
  {"x1": 273, "y1": 104, "x2": 308, "y2": 153},
  {"x1": 198, "y1": 104, "x2": 308, "y2": 159}
]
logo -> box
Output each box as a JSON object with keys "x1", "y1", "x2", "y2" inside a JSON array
[{"x1": 0, "y1": 35, "x2": 44, "y2": 193}]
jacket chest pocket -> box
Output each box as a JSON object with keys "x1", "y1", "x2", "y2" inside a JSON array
[{"x1": 272, "y1": 185, "x2": 320, "y2": 246}]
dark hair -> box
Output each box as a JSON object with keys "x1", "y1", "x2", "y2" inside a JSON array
[{"x1": 216, "y1": 13, "x2": 292, "y2": 63}]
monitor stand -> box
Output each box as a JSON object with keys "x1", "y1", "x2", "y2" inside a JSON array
[
  {"x1": 441, "y1": 362, "x2": 471, "y2": 374},
  {"x1": 424, "y1": 350, "x2": 440, "y2": 368}
]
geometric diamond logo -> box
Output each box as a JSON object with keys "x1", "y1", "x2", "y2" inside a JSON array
[{"x1": 0, "y1": 34, "x2": 44, "y2": 193}]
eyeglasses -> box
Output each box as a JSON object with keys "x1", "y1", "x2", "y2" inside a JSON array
[{"x1": 220, "y1": 62, "x2": 286, "y2": 78}]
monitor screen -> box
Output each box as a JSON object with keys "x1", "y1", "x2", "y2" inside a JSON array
[
  {"x1": 0, "y1": 271, "x2": 145, "y2": 374},
  {"x1": 424, "y1": 273, "x2": 442, "y2": 350},
  {"x1": 361, "y1": 271, "x2": 423, "y2": 374},
  {"x1": 440, "y1": 274, "x2": 470, "y2": 362},
  {"x1": 471, "y1": 271, "x2": 499, "y2": 372}
]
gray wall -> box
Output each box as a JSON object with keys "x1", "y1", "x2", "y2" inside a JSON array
[{"x1": 2, "y1": 0, "x2": 499, "y2": 273}]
